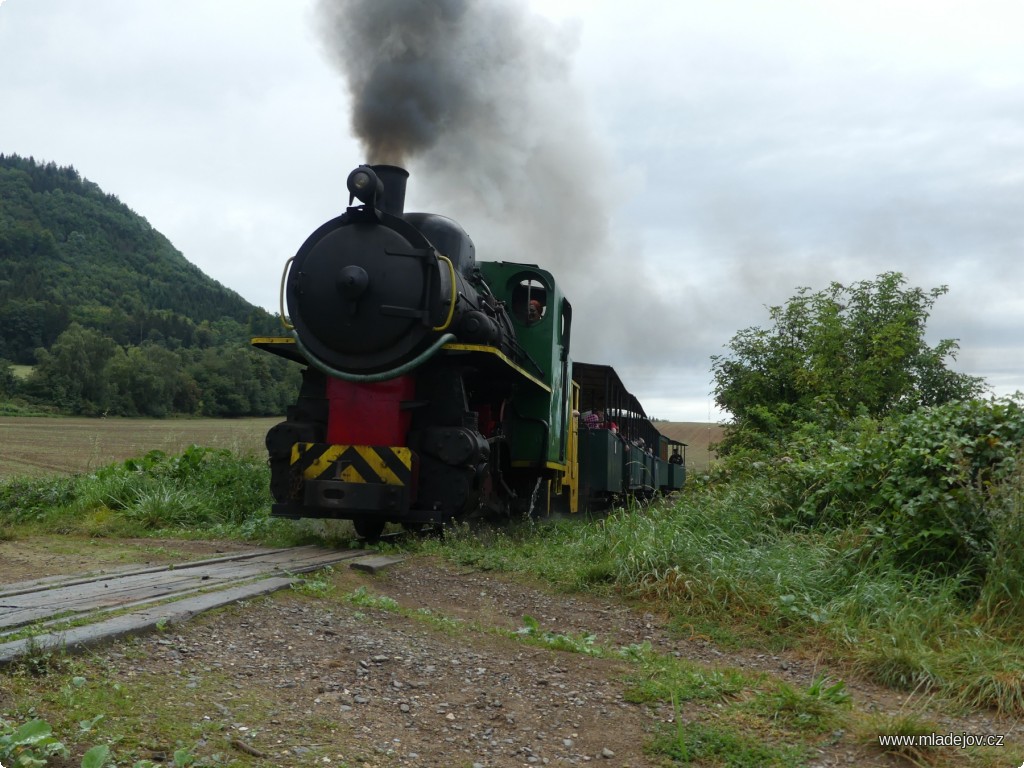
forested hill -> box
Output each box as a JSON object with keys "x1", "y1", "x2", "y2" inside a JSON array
[
  {"x1": 0, "y1": 154, "x2": 299, "y2": 418},
  {"x1": 0, "y1": 154, "x2": 278, "y2": 363}
]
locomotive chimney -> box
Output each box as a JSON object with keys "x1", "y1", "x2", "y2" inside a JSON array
[{"x1": 371, "y1": 164, "x2": 409, "y2": 216}]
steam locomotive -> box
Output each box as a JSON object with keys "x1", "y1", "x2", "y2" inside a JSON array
[{"x1": 253, "y1": 164, "x2": 685, "y2": 539}]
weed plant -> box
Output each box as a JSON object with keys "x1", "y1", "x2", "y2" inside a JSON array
[
  {"x1": 856, "y1": 708, "x2": 945, "y2": 766},
  {"x1": 623, "y1": 651, "x2": 755, "y2": 705},
  {"x1": 649, "y1": 718, "x2": 807, "y2": 767},
  {"x1": 750, "y1": 674, "x2": 852, "y2": 731},
  {"x1": 0, "y1": 445, "x2": 299, "y2": 544},
  {"x1": 2, "y1": 662, "x2": 251, "y2": 767}
]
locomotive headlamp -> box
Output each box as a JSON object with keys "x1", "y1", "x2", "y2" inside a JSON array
[
  {"x1": 350, "y1": 170, "x2": 372, "y2": 190},
  {"x1": 347, "y1": 165, "x2": 383, "y2": 207}
]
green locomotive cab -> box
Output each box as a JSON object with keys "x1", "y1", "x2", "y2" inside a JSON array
[{"x1": 468, "y1": 261, "x2": 577, "y2": 514}]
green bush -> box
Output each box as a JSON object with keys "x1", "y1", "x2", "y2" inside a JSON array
[
  {"x1": 0, "y1": 475, "x2": 78, "y2": 523},
  {"x1": 0, "y1": 446, "x2": 273, "y2": 537},
  {"x1": 800, "y1": 397, "x2": 1024, "y2": 581}
]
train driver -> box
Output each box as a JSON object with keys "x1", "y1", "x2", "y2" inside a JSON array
[{"x1": 528, "y1": 299, "x2": 543, "y2": 323}]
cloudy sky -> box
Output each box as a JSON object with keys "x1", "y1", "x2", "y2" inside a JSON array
[{"x1": 2, "y1": 0, "x2": 1022, "y2": 421}]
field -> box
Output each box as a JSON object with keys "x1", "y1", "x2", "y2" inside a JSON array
[
  {"x1": 0, "y1": 416, "x2": 279, "y2": 479},
  {"x1": 0, "y1": 416, "x2": 723, "y2": 480},
  {"x1": 657, "y1": 421, "x2": 723, "y2": 471}
]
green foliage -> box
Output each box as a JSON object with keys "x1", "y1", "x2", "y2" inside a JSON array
[
  {"x1": 0, "y1": 154, "x2": 298, "y2": 417},
  {"x1": 290, "y1": 567, "x2": 335, "y2": 597},
  {"x1": 786, "y1": 396, "x2": 1024, "y2": 587},
  {"x1": 649, "y1": 719, "x2": 806, "y2": 766},
  {"x1": 343, "y1": 586, "x2": 400, "y2": 611},
  {"x1": 711, "y1": 272, "x2": 984, "y2": 453},
  {"x1": 623, "y1": 651, "x2": 753, "y2": 705},
  {"x1": 859, "y1": 710, "x2": 944, "y2": 766},
  {"x1": 0, "y1": 711, "x2": 200, "y2": 768},
  {"x1": 19, "y1": 328, "x2": 300, "y2": 418},
  {"x1": 0, "y1": 446, "x2": 280, "y2": 539},
  {"x1": 81, "y1": 744, "x2": 111, "y2": 768},
  {"x1": 0, "y1": 358, "x2": 17, "y2": 397},
  {"x1": 25, "y1": 323, "x2": 119, "y2": 415},
  {"x1": 515, "y1": 614, "x2": 601, "y2": 656},
  {"x1": 752, "y1": 674, "x2": 851, "y2": 731},
  {"x1": 0, "y1": 475, "x2": 78, "y2": 524},
  {"x1": 0, "y1": 717, "x2": 76, "y2": 767}
]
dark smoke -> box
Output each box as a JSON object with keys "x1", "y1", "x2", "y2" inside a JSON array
[
  {"x1": 316, "y1": 0, "x2": 688, "y2": 373},
  {"x1": 318, "y1": 0, "x2": 477, "y2": 165},
  {"x1": 319, "y1": 0, "x2": 564, "y2": 169}
]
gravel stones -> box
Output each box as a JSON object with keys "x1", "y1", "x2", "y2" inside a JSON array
[{"x1": 74, "y1": 554, "x2": 1023, "y2": 767}]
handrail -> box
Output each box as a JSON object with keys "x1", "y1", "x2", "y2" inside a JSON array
[
  {"x1": 279, "y1": 256, "x2": 295, "y2": 330},
  {"x1": 432, "y1": 254, "x2": 457, "y2": 331},
  {"x1": 292, "y1": 331, "x2": 457, "y2": 382}
]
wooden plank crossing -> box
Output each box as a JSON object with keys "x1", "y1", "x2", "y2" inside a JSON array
[
  {"x1": 349, "y1": 554, "x2": 408, "y2": 574},
  {"x1": 0, "y1": 545, "x2": 377, "y2": 666}
]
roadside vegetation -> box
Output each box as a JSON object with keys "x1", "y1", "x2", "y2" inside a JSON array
[
  {"x1": 0, "y1": 446, "x2": 316, "y2": 547},
  {"x1": 2, "y1": 446, "x2": 1022, "y2": 766},
  {"x1": 1, "y1": 273, "x2": 1022, "y2": 765}
]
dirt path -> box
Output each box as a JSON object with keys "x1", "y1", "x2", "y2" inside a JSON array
[{"x1": 1, "y1": 541, "x2": 1021, "y2": 767}]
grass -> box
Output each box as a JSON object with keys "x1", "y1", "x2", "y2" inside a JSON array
[
  {"x1": 405, "y1": 486, "x2": 1024, "y2": 717},
  {"x1": 622, "y1": 650, "x2": 757, "y2": 705},
  {"x1": 749, "y1": 674, "x2": 852, "y2": 732},
  {"x1": 2, "y1": 436, "x2": 1024, "y2": 765},
  {"x1": 2, "y1": 656, "x2": 290, "y2": 766},
  {"x1": 0, "y1": 445, "x2": 312, "y2": 546},
  {"x1": 649, "y1": 719, "x2": 808, "y2": 767},
  {"x1": 0, "y1": 415, "x2": 279, "y2": 480}
]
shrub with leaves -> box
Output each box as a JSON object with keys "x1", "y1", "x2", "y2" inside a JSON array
[
  {"x1": 712, "y1": 273, "x2": 985, "y2": 454},
  {"x1": 796, "y1": 396, "x2": 1024, "y2": 589},
  {"x1": 1, "y1": 717, "x2": 70, "y2": 767},
  {"x1": 0, "y1": 475, "x2": 77, "y2": 524}
]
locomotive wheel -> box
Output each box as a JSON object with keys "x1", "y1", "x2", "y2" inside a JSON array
[{"x1": 353, "y1": 519, "x2": 386, "y2": 543}]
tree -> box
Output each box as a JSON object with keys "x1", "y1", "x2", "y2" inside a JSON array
[
  {"x1": 26, "y1": 323, "x2": 119, "y2": 414},
  {"x1": 106, "y1": 343, "x2": 196, "y2": 417},
  {"x1": 0, "y1": 358, "x2": 17, "y2": 398},
  {"x1": 711, "y1": 272, "x2": 985, "y2": 452}
]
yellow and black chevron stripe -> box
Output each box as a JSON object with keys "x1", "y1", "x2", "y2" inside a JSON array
[{"x1": 290, "y1": 443, "x2": 413, "y2": 486}]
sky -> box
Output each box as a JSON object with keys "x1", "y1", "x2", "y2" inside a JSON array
[{"x1": 2, "y1": 0, "x2": 1023, "y2": 422}]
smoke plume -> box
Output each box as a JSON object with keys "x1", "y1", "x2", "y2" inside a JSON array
[{"x1": 316, "y1": 0, "x2": 684, "y2": 376}]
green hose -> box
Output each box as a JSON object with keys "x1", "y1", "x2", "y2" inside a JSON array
[{"x1": 292, "y1": 331, "x2": 457, "y2": 382}]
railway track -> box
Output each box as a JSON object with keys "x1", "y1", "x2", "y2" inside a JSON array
[{"x1": 0, "y1": 545, "x2": 401, "y2": 665}]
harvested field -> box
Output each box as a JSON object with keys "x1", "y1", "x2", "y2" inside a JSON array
[
  {"x1": 0, "y1": 416, "x2": 723, "y2": 480},
  {"x1": 0, "y1": 416, "x2": 279, "y2": 479},
  {"x1": 658, "y1": 421, "x2": 725, "y2": 471}
]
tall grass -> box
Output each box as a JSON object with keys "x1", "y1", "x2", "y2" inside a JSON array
[
  {"x1": 415, "y1": 470, "x2": 1024, "y2": 714},
  {"x1": 0, "y1": 445, "x2": 296, "y2": 543}
]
